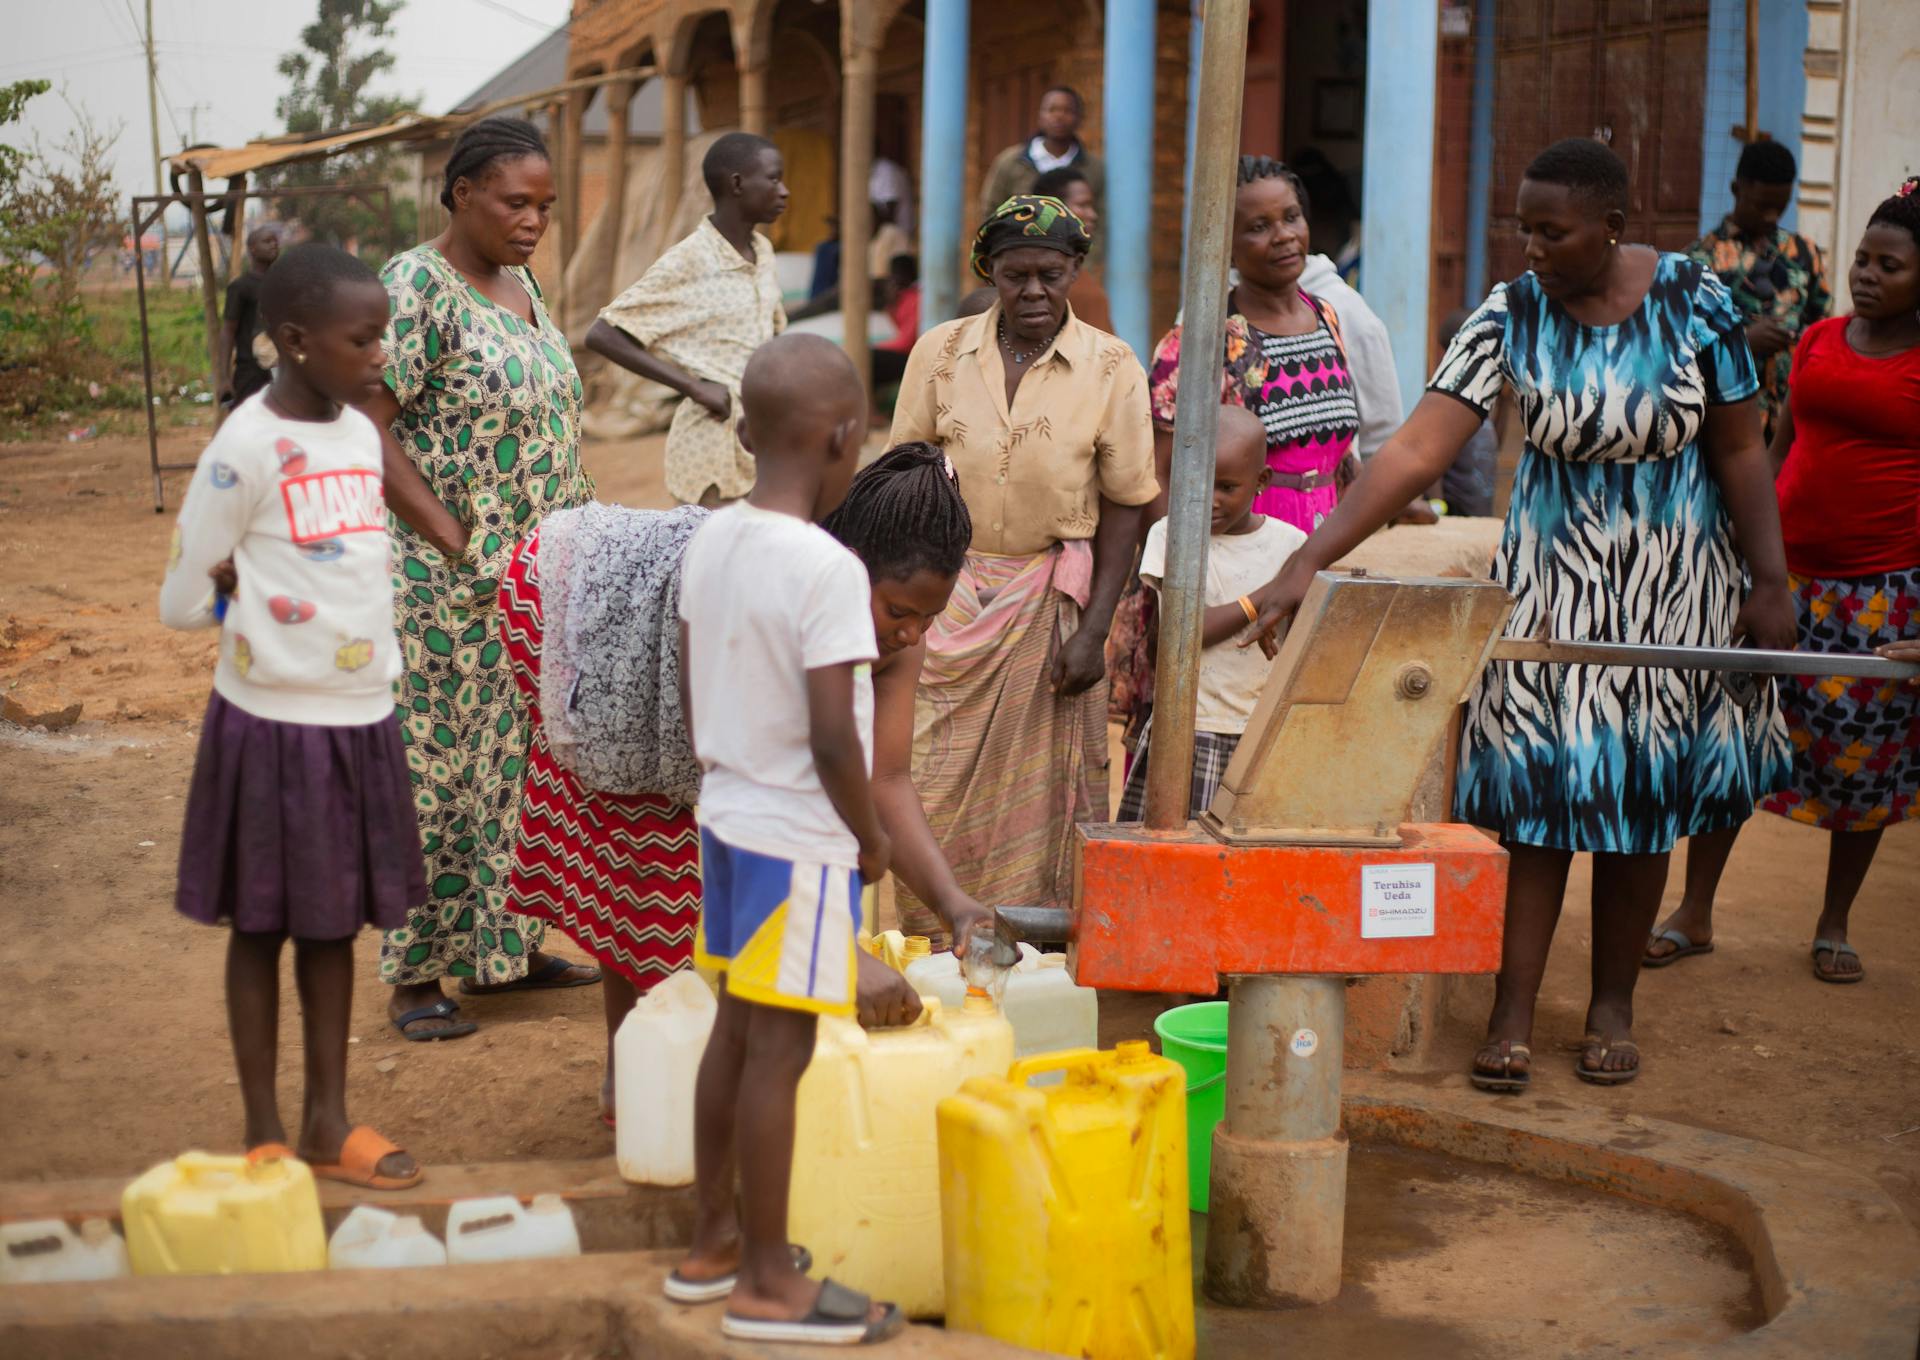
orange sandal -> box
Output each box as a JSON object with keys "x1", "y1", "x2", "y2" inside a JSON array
[
  {"x1": 308, "y1": 1126, "x2": 424, "y2": 1190},
  {"x1": 245, "y1": 1142, "x2": 298, "y2": 1164}
]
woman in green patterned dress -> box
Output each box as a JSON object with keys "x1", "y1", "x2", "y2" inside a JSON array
[{"x1": 362, "y1": 117, "x2": 600, "y2": 1039}]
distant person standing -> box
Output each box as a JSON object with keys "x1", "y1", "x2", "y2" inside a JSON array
[
  {"x1": 1686, "y1": 141, "x2": 1831, "y2": 442},
  {"x1": 586, "y1": 133, "x2": 789, "y2": 507},
  {"x1": 218, "y1": 226, "x2": 281, "y2": 409},
  {"x1": 1031, "y1": 165, "x2": 1112, "y2": 332},
  {"x1": 979, "y1": 87, "x2": 1105, "y2": 251}
]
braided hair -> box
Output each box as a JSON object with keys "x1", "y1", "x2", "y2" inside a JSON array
[
  {"x1": 821, "y1": 442, "x2": 973, "y2": 583},
  {"x1": 1237, "y1": 156, "x2": 1311, "y2": 218},
  {"x1": 1867, "y1": 176, "x2": 1920, "y2": 246},
  {"x1": 441, "y1": 116, "x2": 549, "y2": 211}
]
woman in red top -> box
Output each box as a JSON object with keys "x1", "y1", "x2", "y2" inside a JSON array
[{"x1": 1646, "y1": 178, "x2": 1920, "y2": 983}]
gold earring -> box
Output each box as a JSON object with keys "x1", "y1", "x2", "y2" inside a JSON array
[
  {"x1": 1609, "y1": 237, "x2": 1617, "y2": 246},
  {"x1": 295, "y1": 352, "x2": 307, "y2": 364}
]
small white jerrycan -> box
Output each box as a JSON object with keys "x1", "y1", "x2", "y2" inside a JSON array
[
  {"x1": 615, "y1": 969, "x2": 718, "y2": 1186},
  {"x1": 327, "y1": 1205, "x2": 447, "y2": 1270},
  {"x1": 1, "y1": 1218, "x2": 131, "y2": 1284},
  {"x1": 905, "y1": 941, "x2": 1098, "y2": 1062},
  {"x1": 444, "y1": 1194, "x2": 580, "y2": 1265}
]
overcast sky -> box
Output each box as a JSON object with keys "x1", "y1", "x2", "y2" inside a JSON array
[{"x1": 9, "y1": 0, "x2": 572, "y2": 194}]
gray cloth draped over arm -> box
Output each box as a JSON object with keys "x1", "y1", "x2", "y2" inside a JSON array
[{"x1": 537, "y1": 503, "x2": 710, "y2": 803}]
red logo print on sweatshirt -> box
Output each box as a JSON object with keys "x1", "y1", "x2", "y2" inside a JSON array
[
  {"x1": 269, "y1": 596, "x2": 318, "y2": 624},
  {"x1": 280, "y1": 469, "x2": 386, "y2": 544},
  {"x1": 275, "y1": 437, "x2": 309, "y2": 476}
]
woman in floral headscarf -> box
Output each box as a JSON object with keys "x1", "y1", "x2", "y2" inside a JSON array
[{"x1": 884, "y1": 195, "x2": 1158, "y2": 941}]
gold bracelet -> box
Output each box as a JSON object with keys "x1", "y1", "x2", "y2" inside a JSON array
[{"x1": 1238, "y1": 595, "x2": 1258, "y2": 626}]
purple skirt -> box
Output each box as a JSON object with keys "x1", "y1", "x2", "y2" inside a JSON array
[{"x1": 176, "y1": 691, "x2": 427, "y2": 939}]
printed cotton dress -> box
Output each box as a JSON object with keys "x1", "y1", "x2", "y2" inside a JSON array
[
  {"x1": 1430, "y1": 254, "x2": 1790, "y2": 853},
  {"x1": 377, "y1": 245, "x2": 593, "y2": 985}
]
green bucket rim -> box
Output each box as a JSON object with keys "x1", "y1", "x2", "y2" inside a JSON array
[{"x1": 1153, "y1": 1000, "x2": 1229, "y2": 1052}]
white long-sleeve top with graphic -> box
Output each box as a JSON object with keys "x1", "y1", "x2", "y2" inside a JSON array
[{"x1": 159, "y1": 393, "x2": 401, "y2": 726}]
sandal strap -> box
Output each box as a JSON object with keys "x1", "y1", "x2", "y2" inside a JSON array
[
  {"x1": 813, "y1": 1279, "x2": 873, "y2": 1323},
  {"x1": 1811, "y1": 938, "x2": 1858, "y2": 958},
  {"x1": 339, "y1": 1126, "x2": 405, "y2": 1175}
]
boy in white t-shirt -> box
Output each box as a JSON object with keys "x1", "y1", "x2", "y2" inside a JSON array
[
  {"x1": 668, "y1": 334, "x2": 904, "y2": 1346},
  {"x1": 1118, "y1": 405, "x2": 1308, "y2": 819}
]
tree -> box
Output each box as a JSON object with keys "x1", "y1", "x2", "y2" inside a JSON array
[
  {"x1": 1, "y1": 81, "x2": 126, "y2": 415},
  {"x1": 259, "y1": 0, "x2": 419, "y2": 255}
]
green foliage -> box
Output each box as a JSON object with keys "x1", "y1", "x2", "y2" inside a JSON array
[
  {"x1": 258, "y1": 0, "x2": 420, "y2": 256},
  {"x1": 0, "y1": 80, "x2": 139, "y2": 420}
]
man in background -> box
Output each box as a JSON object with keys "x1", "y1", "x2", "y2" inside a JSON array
[
  {"x1": 217, "y1": 225, "x2": 280, "y2": 409},
  {"x1": 979, "y1": 87, "x2": 1105, "y2": 249},
  {"x1": 1686, "y1": 141, "x2": 1831, "y2": 442}
]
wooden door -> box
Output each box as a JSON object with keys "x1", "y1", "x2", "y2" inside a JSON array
[{"x1": 1486, "y1": 0, "x2": 1708, "y2": 284}]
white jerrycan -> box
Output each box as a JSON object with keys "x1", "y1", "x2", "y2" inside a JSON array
[
  {"x1": 904, "y1": 940, "x2": 1098, "y2": 1061},
  {"x1": 615, "y1": 969, "x2": 718, "y2": 1186},
  {"x1": 327, "y1": 1205, "x2": 447, "y2": 1270},
  {"x1": 0, "y1": 1218, "x2": 131, "y2": 1284},
  {"x1": 444, "y1": 1194, "x2": 581, "y2": 1265}
]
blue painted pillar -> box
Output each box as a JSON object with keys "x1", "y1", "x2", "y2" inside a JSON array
[
  {"x1": 1104, "y1": 0, "x2": 1157, "y2": 360},
  {"x1": 919, "y1": 0, "x2": 971, "y2": 331},
  {"x1": 1463, "y1": 0, "x2": 1495, "y2": 304},
  {"x1": 1361, "y1": 0, "x2": 1439, "y2": 418}
]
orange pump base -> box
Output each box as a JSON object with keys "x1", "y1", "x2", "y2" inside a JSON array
[{"x1": 1068, "y1": 822, "x2": 1509, "y2": 993}]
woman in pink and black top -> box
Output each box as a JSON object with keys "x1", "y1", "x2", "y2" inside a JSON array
[
  {"x1": 1645, "y1": 177, "x2": 1920, "y2": 985},
  {"x1": 1146, "y1": 156, "x2": 1360, "y2": 534},
  {"x1": 1108, "y1": 157, "x2": 1361, "y2": 767}
]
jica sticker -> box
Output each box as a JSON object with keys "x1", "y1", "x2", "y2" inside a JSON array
[{"x1": 1289, "y1": 1028, "x2": 1319, "y2": 1059}]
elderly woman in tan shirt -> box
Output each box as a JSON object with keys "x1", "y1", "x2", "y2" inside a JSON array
[{"x1": 887, "y1": 195, "x2": 1157, "y2": 941}]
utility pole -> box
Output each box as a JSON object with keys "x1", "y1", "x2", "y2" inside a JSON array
[{"x1": 145, "y1": 0, "x2": 170, "y2": 283}]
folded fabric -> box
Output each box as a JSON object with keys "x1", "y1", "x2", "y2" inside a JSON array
[{"x1": 537, "y1": 502, "x2": 709, "y2": 802}]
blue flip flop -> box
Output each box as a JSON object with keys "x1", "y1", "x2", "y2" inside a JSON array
[
  {"x1": 1642, "y1": 926, "x2": 1714, "y2": 969},
  {"x1": 1811, "y1": 938, "x2": 1863, "y2": 984}
]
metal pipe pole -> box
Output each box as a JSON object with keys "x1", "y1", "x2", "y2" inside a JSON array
[
  {"x1": 1142, "y1": 0, "x2": 1249, "y2": 831},
  {"x1": 1205, "y1": 975, "x2": 1348, "y2": 1307},
  {"x1": 917, "y1": 0, "x2": 970, "y2": 330},
  {"x1": 1492, "y1": 639, "x2": 1920, "y2": 681}
]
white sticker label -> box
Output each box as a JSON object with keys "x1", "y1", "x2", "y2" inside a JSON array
[
  {"x1": 1361, "y1": 863, "x2": 1436, "y2": 939},
  {"x1": 1289, "y1": 1028, "x2": 1319, "y2": 1058}
]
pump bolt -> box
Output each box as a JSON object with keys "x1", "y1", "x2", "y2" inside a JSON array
[{"x1": 1395, "y1": 662, "x2": 1433, "y2": 700}]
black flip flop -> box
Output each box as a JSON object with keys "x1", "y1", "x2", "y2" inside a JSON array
[
  {"x1": 720, "y1": 1278, "x2": 904, "y2": 1346},
  {"x1": 390, "y1": 998, "x2": 477, "y2": 1043},
  {"x1": 1469, "y1": 1040, "x2": 1531, "y2": 1094},
  {"x1": 1576, "y1": 1035, "x2": 1640, "y2": 1085},
  {"x1": 459, "y1": 955, "x2": 602, "y2": 996}
]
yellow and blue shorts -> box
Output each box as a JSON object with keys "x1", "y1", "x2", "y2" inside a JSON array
[{"x1": 693, "y1": 829, "x2": 861, "y2": 1017}]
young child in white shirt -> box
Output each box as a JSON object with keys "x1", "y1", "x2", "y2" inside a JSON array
[
  {"x1": 160, "y1": 243, "x2": 426, "y2": 1190},
  {"x1": 668, "y1": 333, "x2": 904, "y2": 1346},
  {"x1": 1118, "y1": 405, "x2": 1309, "y2": 819}
]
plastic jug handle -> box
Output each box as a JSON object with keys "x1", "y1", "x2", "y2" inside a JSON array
[
  {"x1": 1006, "y1": 1047, "x2": 1103, "y2": 1086},
  {"x1": 871, "y1": 995, "x2": 941, "y2": 1030}
]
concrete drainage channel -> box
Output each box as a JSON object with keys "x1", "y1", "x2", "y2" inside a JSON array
[{"x1": 3, "y1": 1079, "x2": 1915, "y2": 1360}]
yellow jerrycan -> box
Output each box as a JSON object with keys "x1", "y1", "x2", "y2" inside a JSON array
[
  {"x1": 121, "y1": 1151, "x2": 327, "y2": 1276},
  {"x1": 789, "y1": 992, "x2": 1014, "y2": 1319},
  {"x1": 937, "y1": 1041, "x2": 1195, "y2": 1359}
]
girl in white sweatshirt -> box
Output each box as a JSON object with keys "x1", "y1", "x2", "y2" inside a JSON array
[{"x1": 160, "y1": 243, "x2": 427, "y2": 1190}]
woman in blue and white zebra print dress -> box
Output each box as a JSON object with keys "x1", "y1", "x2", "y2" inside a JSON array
[{"x1": 1244, "y1": 139, "x2": 1796, "y2": 1092}]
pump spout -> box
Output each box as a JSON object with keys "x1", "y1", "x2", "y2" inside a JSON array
[{"x1": 992, "y1": 906, "x2": 1073, "y2": 952}]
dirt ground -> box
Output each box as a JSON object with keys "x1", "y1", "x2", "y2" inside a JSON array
[{"x1": 2, "y1": 426, "x2": 1917, "y2": 1252}]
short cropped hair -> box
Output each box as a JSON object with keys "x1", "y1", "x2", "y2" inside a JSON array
[
  {"x1": 1735, "y1": 140, "x2": 1797, "y2": 185},
  {"x1": 702, "y1": 132, "x2": 777, "y2": 198},
  {"x1": 1523, "y1": 137, "x2": 1630, "y2": 215},
  {"x1": 260, "y1": 243, "x2": 381, "y2": 331}
]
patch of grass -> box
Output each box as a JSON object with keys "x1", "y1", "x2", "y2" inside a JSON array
[
  {"x1": 1, "y1": 283, "x2": 218, "y2": 436},
  {"x1": 87, "y1": 284, "x2": 211, "y2": 394}
]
